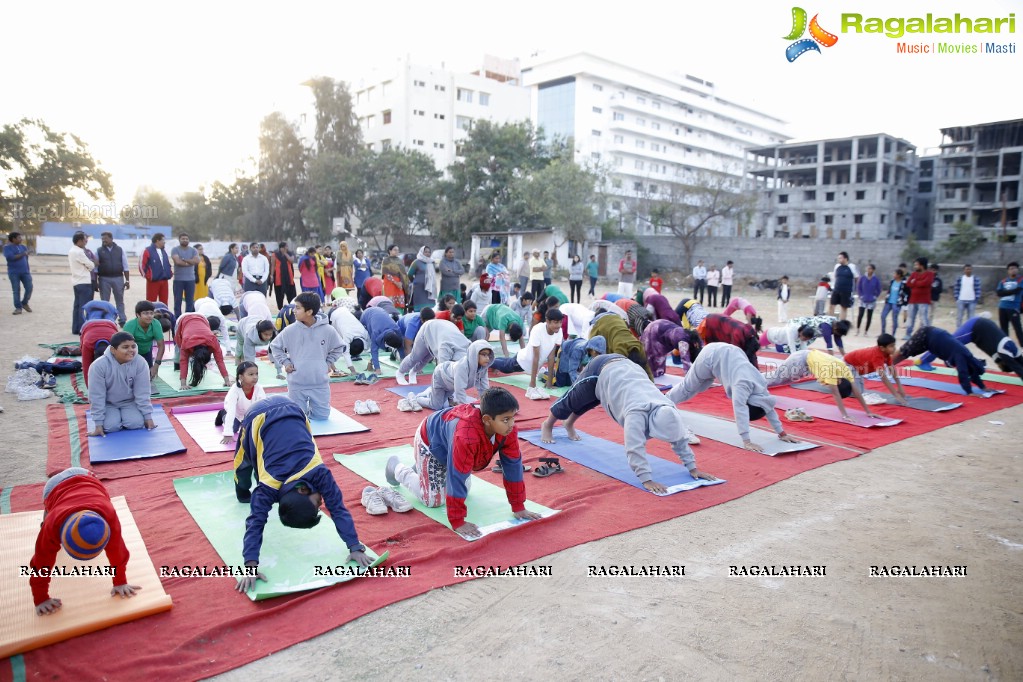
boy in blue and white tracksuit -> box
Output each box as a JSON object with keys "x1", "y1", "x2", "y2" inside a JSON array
[{"x1": 268, "y1": 293, "x2": 343, "y2": 420}]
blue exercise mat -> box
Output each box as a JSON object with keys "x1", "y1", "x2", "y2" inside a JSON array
[
  {"x1": 518, "y1": 428, "x2": 725, "y2": 495},
  {"x1": 385, "y1": 385, "x2": 421, "y2": 399},
  {"x1": 309, "y1": 408, "x2": 370, "y2": 436},
  {"x1": 85, "y1": 405, "x2": 186, "y2": 463},
  {"x1": 865, "y1": 373, "x2": 1004, "y2": 398}
]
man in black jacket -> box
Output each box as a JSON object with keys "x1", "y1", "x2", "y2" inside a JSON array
[{"x1": 96, "y1": 231, "x2": 130, "y2": 326}]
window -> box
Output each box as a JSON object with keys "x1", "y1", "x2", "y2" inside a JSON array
[
  {"x1": 613, "y1": 135, "x2": 624, "y2": 143},
  {"x1": 880, "y1": 214, "x2": 886, "y2": 223},
  {"x1": 633, "y1": 181, "x2": 643, "y2": 191},
  {"x1": 650, "y1": 143, "x2": 661, "y2": 152},
  {"x1": 660, "y1": 164, "x2": 668, "y2": 174},
  {"x1": 855, "y1": 190, "x2": 866, "y2": 200},
  {"x1": 592, "y1": 129, "x2": 602, "y2": 137},
  {"x1": 382, "y1": 110, "x2": 392, "y2": 125},
  {"x1": 802, "y1": 212, "x2": 815, "y2": 223},
  {"x1": 634, "y1": 160, "x2": 645, "y2": 170},
  {"x1": 381, "y1": 139, "x2": 392, "y2": 151},
  {"x1": 456, "y1": 116, "x2": 472, "y2": 131},
  {"x1": 637, "y1": 96, "x2": 646, "y2": 105},
  {"x1": 854, "y1": 214, "x2": 864, "y2": 224},
  {"x1": 591, "y1": 152, "x2": 601, "y2": 161},
  {"x1": 804, "y1": 190, "x2": 816, "y2": 200},
  {"x1": 593, "y1": 83, "x2": 604, "y2": 91},
  {"x1": 479, "y1": 92, "x2": 490, "y2": 106},
  {"x1": 414, "y1": 109, "x2": 425, "y2": 117},
  {"x1": 434, "y1": 113, "x2": 445, "y2": 120},
  {"x1": 649, "y1": 184, "x2": 658, "y2": 194},
  {"x1": 882, "y1": 190, "x2": 887, "y2": 199},
  {"x1": 613, "y1": 112, "x2": 625, "y2": 121},
  {"x1": 612, "y1": 200, "x2": 621, "y2": 210},
  {"x1": 434, "y1": 84, "x2": 446, "y2": 92},
  {"x1": 613, "y1": 157, "x2": 623, "y2": 167},
  {"x1": 457, "y1": 88, "x2": 473, "y2": 103},
  {"x1": 778, "y1": 194, "x2": 788, "y2": 204},
  {"x1": 637, "y1": 118, "x2": 647, "y2": 127},
  {"x1": 651, "y1": 122, "x2": 660, "y2": 130},
  {"x1": 414, "y1": 80, "x2": 426, "y2": 87},
  {"x1": 433, "y1": 142, "x2": 445, "y2": 149},
  {"x1": 824, "y1": 215, "x2": 833, "y2": 225},
  {"x1": 777, "y1": 216, "x2": 788, "y2": 225},
  {"x1": 943, "y1": 214, "x2": 954, "y2": 223},
  {"x1": 635, "y1": 140, "x2": 645, "y2": 149},
  {"x1": 825, "y1": 191, "x2": 835, "y2": 201},
  {"x1": 652, "y1": 101, "x2": 661, "y2": 110},
  {"x1": 592, "y1": 106, "x2": 603, "y2": 114},
  {"x1": 414, "y1": 139, "x2": 425, "y2": 146},
  {"x1": 612, "y1": 178, "x2": 622, "y2": 188},
  {"x1": 366, "y1": 115, "x2": 376, "y2": 127}
]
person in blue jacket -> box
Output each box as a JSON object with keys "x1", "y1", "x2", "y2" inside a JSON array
[
  {"x1": 233, "y1": 395, "x2": 372, "y2": 592},
  {"x1": 894, "y1": 326, "x2": 988, "y2": 395},
  {"x1": 915, "y1": 316, "x2": 1023, "y2": 379},
  {"x1": 359, "y1": 305, "x2": 405, "y2": 373}
]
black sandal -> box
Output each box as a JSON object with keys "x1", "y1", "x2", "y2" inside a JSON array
[
  {"x1": 532, "y1": 457, "x2": 564, "y2": 477},
  {"x1": 492, "y1": 462, "x2": 532, "y2": 473}
]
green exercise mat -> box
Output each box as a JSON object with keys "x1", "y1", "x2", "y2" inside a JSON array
[
  {"x1": 490, "y1": 373, "x2": 569, "y2": 397},
  {"x1": 924, "y1": 365, "x2": 1023, "y2": 387},
  {"x1": 173, "y1": 471, "x2": 388, "y2": 600},
  {"x1": 379, "y1": 355, "x2": 435, "y2": 375},
  {"x1": 159, "y1": 359, "x2": 290, "y2": 395},
  {"x1": 334, "y1": 447, "x2": 558, "y2": 540}
]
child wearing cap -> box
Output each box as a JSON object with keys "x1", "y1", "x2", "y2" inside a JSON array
[
  {"x1": 233, "y1": 395, "x2": 372, "y2": 592},
  {"x1": 29, "y1": 468, "x2": 138, "y2": 615},
  {"x1": 540, "y1": 354, "x2": 716, "y2": 493}
]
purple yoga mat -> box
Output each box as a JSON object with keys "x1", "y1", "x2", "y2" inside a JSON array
[{"x1": 771, "y1": 395, "x2": 902, "y2": 428}]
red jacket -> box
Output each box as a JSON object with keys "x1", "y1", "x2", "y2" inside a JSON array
[
  {"x1": 906, "y1": 270, "x2": 935, "y2": 305},
  {"x1": 81, "y1": 320, "x2": 120, "y2": 387},
  {"x1": 174, "y1": 313, "x2": 228, "y2": 382},
  {"x1": 30, "y1": 474, "x2": 129, "y2": 605}
]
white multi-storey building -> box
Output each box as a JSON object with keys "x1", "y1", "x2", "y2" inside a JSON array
[
  {"x1": 519, "y1": 52, "x2": 790, "y2": 235},
  {"x1": 351, "y1": 55, "x2": 531, "y2": 172}
]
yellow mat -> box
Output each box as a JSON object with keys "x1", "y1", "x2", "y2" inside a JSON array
[{"x1": 0, "y1": 496, "x2": 173, "y2": 658}]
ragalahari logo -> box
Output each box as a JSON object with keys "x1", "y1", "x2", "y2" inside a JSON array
[{"x1": 784, "y1": 7, "x2": 839, "y2": 61}]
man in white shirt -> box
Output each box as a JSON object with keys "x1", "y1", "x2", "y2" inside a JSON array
[
  {"x1": 955, "y1": 264, "x2": 981, "y2": 327},
  {"x1": 490, "y1": 309, "x2": 565, "y2": 400},
  {"x1": 241, "y1": 242, "x2": 270, "y2": 294},
  {"x1": 68, "y1": 231, "x2": 96, "y2": 335},
  {"x1": 721, "y1": 261, "x2": 735, "y2": 306},
  {"x1": 692, "y1": 260, "x2": 708, "y2": 305}
]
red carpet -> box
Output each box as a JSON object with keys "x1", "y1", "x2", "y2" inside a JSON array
[{"x1": 8, "y1": 367, "x2": 1021, "y2": 680}]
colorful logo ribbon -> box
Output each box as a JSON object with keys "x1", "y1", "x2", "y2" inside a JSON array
[{"x1": 784, "y1": 7, "x2": 838, "y2": 62}]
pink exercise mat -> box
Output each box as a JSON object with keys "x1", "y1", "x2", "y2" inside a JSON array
[{"x1": 771, "y1": 395, "x2": 902, "y2": 428}]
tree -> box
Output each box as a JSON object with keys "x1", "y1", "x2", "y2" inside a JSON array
[
  {"x1": 175, "y1": 190, "x2": 214, "y2": 241},
  {"x1": 513, "y1": 154, "x2": 598, "y2": 256},
  {"x1": 628, "y1": 168, "x2": 754, "y2": 272},
  {"x1": 306, "y1": 77, "x2": 362, "y2": 157},
  {"x1": 900, "y1": 234, "x2": 935, "y2": 265},
  {"x1": 0, "y1": 118, "x2": 113, "y2": 233},
  {"x1": 937, "y1": 221, "x2": 985, "y2": 262},
  {"x1": 351, "y1": 147, "x2": 441, "y2": 250},
  {"x1": 130, "y1": 187, "x2": 178, "y2": 227},
  {"x1": 207, "y1": 171, "x2": 259, "y2": 240},
  {"x1": 436, "y1": 120, "x2": 567, "y2": 241},
  {"x1": 257, "y1": 112, "x2": 308, "y2": 242}
]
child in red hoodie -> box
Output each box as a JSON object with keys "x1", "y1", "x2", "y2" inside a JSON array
[{"x1": 29, "y1": 468, "x2": 138, "y2": 615}]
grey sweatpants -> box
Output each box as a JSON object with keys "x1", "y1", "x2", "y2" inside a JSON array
[
  {"x1": 288, "y1": 383, "x2": 331, "y2": 420},
  {"x1": 100, "y1": 403, "x2": 147, "y2": 432}
]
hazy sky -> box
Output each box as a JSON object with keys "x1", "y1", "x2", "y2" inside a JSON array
[{"x1": 3, "y1": 0, "x2": 1020, "y2": 207}]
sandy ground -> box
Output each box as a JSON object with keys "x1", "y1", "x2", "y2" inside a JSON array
[{"x1": 1, "y1": 257, "x2": 1021, "y2": 681}]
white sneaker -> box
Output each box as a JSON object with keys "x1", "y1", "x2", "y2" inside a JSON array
[
  {"x1": 685, "y1": 426, "x2": 701, "y2": 446},
  {"x1": 863, "y1": 392, "x2": 888, "y2": 406},
  {"x1": 360, "y1": 486, "x2": 388, "y2": 515},
  {"x1": 406, "y1": 392, "x2": 423, "y2": 411},
  {"x1": 397, "y1": 397, "x2": 416, "y2": 412},
  {"x1": 376, "y1": 487, "x2": 413, "y2": 512},
  {"x1": 395, "y1": 371, "x2": 409, "y2": 386},
  {"x1": 354, "y1": 400, "x2": 373, "y2": 415},
  {"x1": 366, "y1": 400, "x2": 381, "y2": 414},
  {"x1": 525, "y1": 386, "x2": 550, "y2": 400}
]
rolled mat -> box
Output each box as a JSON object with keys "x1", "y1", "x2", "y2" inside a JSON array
[
  {"x1": 173, "y1": 471, "x2": 388, "y2": 600},
  {"x1": 0, "y1": 496, "x2": 172, "y2": 658},
  {"x1": 334, "y1": 447, "x2": 559, "y2": 540},
  {"x1": 518, "y1": 427, "x2": 725, "y2": 495}
]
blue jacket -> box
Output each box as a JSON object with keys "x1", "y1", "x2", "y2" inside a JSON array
[
  {"x1": 361, "y1": 306, "x2": 400, "y2": 367},
  {"x1": 398, "y1": 312, "x2": 423, "y2": 341},
  {"x1": 234, "y1": 396, "x2": 363, "y2": 563},
  {"x1": 556, "y1": 336, "x2": 606, "y2": 386},
  {"x1": 141, "y1": 245, "x2": 172, "y2": 281},
  {"x1": 921, "y1": 327, "x2": 986, "y2": 394},
  {"x1": 996, "y1": 277, "x2": 1023, "y2": 310},
  {"x1": 82, "y1": 300, "x2": 119, "y2": 322}
]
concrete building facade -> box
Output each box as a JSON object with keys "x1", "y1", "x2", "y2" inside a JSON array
[
  {"x1": 519, "y1": 53, "x2": 789, "y2": 236},
  {"x1": 745, "y1": 134, "x2": 917, "y2": 241},
  {"x1": 350, "y1": 55, "x2": 531, "y2": 172},
  {"x1": 932, "y1": 118, "x2": 1023, "y2": 243}
]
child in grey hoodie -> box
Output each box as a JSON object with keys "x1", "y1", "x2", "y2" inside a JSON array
[
  {"x1": 396, "y1": 319, "x2": 471, "y2": 384},
  {"x1": 87, "y1": 332, "x2": 155, "y2": 436},
  {"x1": 269, "y1": 292, "x2": 344, "y2": 420},
  {"x1": 410, "y1": 339, "x2": 494, "y2": 410}
]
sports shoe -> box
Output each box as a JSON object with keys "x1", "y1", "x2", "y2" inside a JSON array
[
  {"x1": 685, "y1": 425, "x2": 701, "y2": 446},
  {"x1": 408, "y1": 371, "x2": 418, "y2": 385},
  {"x1": 916, "y1": 362, "x2": 935, "y2": 372},
  {"x1": 354, "y1": 400, "x2": 373, "y2": 415},
  {"x1": 376, "y1": 487, "x2": 413, "y2": 513},
  {"x1": 397, "y1": 397, "x2": 416, "y2": 412},
  {"x1": 22, "y1": 303, "x2": 32, "y2": 313},
  {"x1": 385, "y1": 455, "x2": 400, "y2": 486},
  {"x1": 366, "y1": 400, "x2": 381, "y2": 414},
  {"x1": 406, "y1": 392, "x2": 423, "y2": 411},
  {"x1": 862, "y1": 392, "x2": 888, "y2": 406},
  {"x1": 366, "y1": 373, "x2": 381, "y2": 386},
  {"x1": 353, "y1": 373, "x2": 368, "y2": 385},
  {"x1": 12, "y1": 309, "x2": 22, "y2": 315},
  {"x1": 360, "y1": 486, "x2": 388, "y2": 515},
  {"x1": 525, "y1": 386, "x2": 550, "y2": 400},
  {"x1": 395, "y1": 370, "x2": 409, "y2": 386}
]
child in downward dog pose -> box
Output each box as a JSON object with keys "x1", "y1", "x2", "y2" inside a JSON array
[
  {"x1": 539, "y1": 354, "x2": 716, "y2": 493},
  {"x1": 384, "y1": 388, "x2": 542, "y2": 539},
  {"x1": 402, "y1": 339, "x2": 493, "y2": 411},
  {"x1": 218, "y1": 362, "x2": 267, "y2": 444},
  {"x1": 763, "y1": 349, "x2": 886, "y2": 421}
]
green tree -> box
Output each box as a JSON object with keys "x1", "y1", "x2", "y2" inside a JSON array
[
  {"x1": 900, "y1": 234, "x2": 935, "y2": 265},
  {"x1": 937, "y1": 221, "x2": 985, "y2": 261},
  {"x1": 513, "y1": 154, "x2": 597, "y2": 257},
  {"x1": 130, "y1": 187, "x2": 178, "y2": 227},
  {"x1": 0, "y1": 118, "x2": 113, "y2": 233},
  {"x1": 436, "y1": 120, "x2": 566, "y2": 241},
  {"x1": 175, "y1": 190, "x2": 214, "y2": 241},
  {"x1": 257, "y1": 112, "x2": 308, "y2": 242},
  {"x1": 305, "y1": 77, "x2": 362, "y2": 157},
  {"x1": 352, "y1": 147, "x2": 441, "y2": 250},
  {"x1": 207, "y1": 172, "x2": 258, "y2": 240}
]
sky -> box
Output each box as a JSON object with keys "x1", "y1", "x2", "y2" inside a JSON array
[{"x1": 3, "y1": 0, "x2": 1020, "y2": 210}]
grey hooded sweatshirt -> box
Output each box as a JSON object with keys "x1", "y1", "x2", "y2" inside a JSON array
[
  {"x1": 432, "y1": 338, "x2": 493, "y2": 404},
  {"x1": 88, "y1": 349, "x2": 153, "y2": 426},
  {"x1": 269, "y1": 312, "x2": 344, "y2": 387},
  {"x1": 594, "y1": 359, "x2": 695, "y2": 482},
  {"x1": 667, "y1": 342, "x2": 782, "y2": 441}
]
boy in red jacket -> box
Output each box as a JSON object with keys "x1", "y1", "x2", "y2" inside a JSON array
[
  {"x1": 903, "y1": 257, "x2": 935, "y2": 340},
  {"x1": 29, "y1": 468, "x2": 139, "y2": 615}
]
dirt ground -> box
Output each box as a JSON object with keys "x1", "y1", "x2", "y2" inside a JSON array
[{"x1": 2, "y1": 257, "x2": 1021, "y2": 681}]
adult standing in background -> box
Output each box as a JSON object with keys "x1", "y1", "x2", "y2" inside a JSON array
[
  {"x1": 96, "y1": 231, "x2": 129, "y2": 326},
  {"x1": 193, "y1": 244, "x2": 213, "y2": 302},
  {"x1": 586, "y1": 255, "x2": 599, "y2": 298},
  {"x1": 439, "y1": 246, "x2": 464, "y2": 303},
  {"x1": 721, "y1": 260, "x2": 735, "y2": 307},
  {"x1": 692, "y1": 260, "x2": 707, "y2": 305},
  {"x1": 5, "y1": 232, "x2": 33, "y2": 315},
  {"x1": 381, "y1": 243, "x2": 410, "y2": 312},
  {"x1": 139, "y1": 232, "x2": 172, "y2": 304},
  {"x1": 929, "y1": 264, "x2": 943, "y2": 319},
  {"x1": 321, "y1": 245, "x2": 336, "y2": 294},
  {"x1": 336, "y1": 241, "x2": 355, "y2": 291},
  {"x1": 528, "y1": 249, "x2": 546, "y2": 302},
  {"x1": 954, "y1": 264, "x2": 981, "y2": 327},
  {"x1": 903, "y1": 257, "x2": 935, "y2": 339},
  {"x1": 219, "y1": 243, "x2": 240, "y2": 280},
  {"x1": 855, "y1": 263, "x2": 881, "y2": 336},
  {"x1": 705, "y1": 264, "x2": 721, "y2": 308},
  {"x1": 542, "y1": 251, "x2": 553, "y2": 288},
  {"x1": 486, "y1": 251, "x2": 510, "y2": 305},
  {"x1": 408, "y1": 245, "x2": 437, "y2": 311},
  {"x1": 353, "y1": 248, "x2": 371, "y2": 296},
  {"x1": 171, "y1": 233, "x2": 200, "y2": 318},
  {"x1": 996, "y1": 261, "x2": 1023, "y2": 345},
  {"x1": 828, "y1": 251, "x2": 859, "y2": 322},
  {"x1": 68, "y1": 231, "x2": 96, "y2": 335},
  {"x1": 516, "y1": 253, "x2": 530, "y2": 296},
  {"x1": 568, "y1": 254, "x2": 584, "y2": 304},
  {"x1": 241, "y1": 242, "x2": 270, "y2": 295},
  {"x1": 273, "y1": 242, "x2": 297, "y2": 309},
  {"x1": 617, "y1": 250, "x2": 637, "y2": 297},
  {"x1": 259, "y1": 244, "x2": 274, "y2": 302}
]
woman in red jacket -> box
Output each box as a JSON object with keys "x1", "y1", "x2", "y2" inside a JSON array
[{"x1": 174, "y1": 312, "x2": 231, "y2": 390}]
